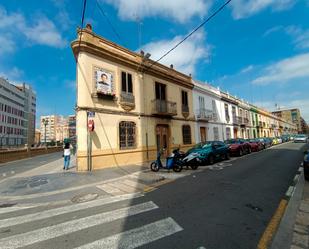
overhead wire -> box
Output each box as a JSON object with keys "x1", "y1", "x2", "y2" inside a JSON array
[
  {"x1": 143, "y1": 0, "x2": 232, "y2": 73},
  {"x1": 76, "y1": 0, "x2": 87, "y2": 63}
]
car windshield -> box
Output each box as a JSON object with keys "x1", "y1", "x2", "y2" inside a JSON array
[
  {"x1": 295, "y1": 134, "x2": 306, "y2": 138},
  {"x1": 249, "y1": 139, "x2": 256, "y2": 142},
  {"x1": 225, "y1": 139, "x2": 239, "y2": 144},
  {"x1": 202, "y1": 142, "x2": 213, "y2": 149}
]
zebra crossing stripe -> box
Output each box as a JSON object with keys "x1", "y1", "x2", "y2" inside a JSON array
[
  {"x1": 0, "y1": 206, "x2": 35, "y2": 215},
  {"x1": 0, "y1": 201, "x2": 158, "y2": 249},
  {"x1": 0, "y1": 193, "x2": 142, "y2": 229},
  {"x1": 75, "y1": 217, "x2": 183, "y2": 249}
]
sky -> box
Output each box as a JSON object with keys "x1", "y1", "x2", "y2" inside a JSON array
[{"x1": 0, "y1": 0, "x2": 309, "y2": 125}]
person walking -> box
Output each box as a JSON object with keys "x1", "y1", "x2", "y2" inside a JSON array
[{"x1": 63, "y1": 142, "x2": 71, "y2": 170}]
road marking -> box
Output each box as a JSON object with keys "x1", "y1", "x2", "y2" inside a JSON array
[
  {"x1": 0, "y1": 205, "x2": 35, "y2": 215},
  {"x1": 257, "y1": 199, "x2": 288, "y2": 249},
  {"x1": 293, "y1": 175, "x2": 300, "y2": 184},
  {"x1": 10, "y1": 171, "x2": 15, "y2": 174},
  {"x1": 0, "y1": 193, "x2": 142, "y2": 229},
  {"x1": 2, "y1": 173, "x2": 6, "y2": 177},
  {"x1": 74, "y1": 217, "x2": 183, "y2": 249},
  {"x1": 285, "y1": 186, "x2": 295, "y2": 198},
  {"x1": 0, "y1": 201, "x2": 158, "y2": 249}
]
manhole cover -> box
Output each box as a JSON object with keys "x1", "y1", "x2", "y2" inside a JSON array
[{"x1": 71, "y1": 193, "x2": 99, "y2": 203}]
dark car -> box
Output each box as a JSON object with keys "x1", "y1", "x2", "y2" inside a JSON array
[
  {"x1": 184, "y1": 141, "x2": 230, "y2": 165},
  {"x1": 246, "y1": 139, "x2": 264, "y2": 152},
  {"x1": 304, "y1": 150, "x2": 309, "y2": 181},
  {"x1": 225, "y1": 139, "x2": 251, "y2": 156},
  {"x1": 258, "y1": 138, "x2": 272, "y2": 149}
]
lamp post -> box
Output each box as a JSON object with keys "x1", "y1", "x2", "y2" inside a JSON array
[{"x1": 42, "y1": 118, "x2": 49, "y2": 146}]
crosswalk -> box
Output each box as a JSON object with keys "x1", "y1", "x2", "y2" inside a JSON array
[{"x1": 0, "y1": 193, "x2": 183, "y2": 249}]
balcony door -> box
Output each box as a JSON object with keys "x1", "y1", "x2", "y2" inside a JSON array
[
  {"x1": 155, "y1": 82, "x2": 166, "y2": 112},
  {"x1": 156, "y1": 125, "x2": 169, "y2": 157}
]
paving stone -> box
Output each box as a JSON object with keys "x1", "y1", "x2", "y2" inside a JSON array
[
  {"x1": 292, "y1": 232, "x2": 309, "y2": 248},
  {"x1": 296, "y1": 212, "x2": 309, "y2": 226},
  {"x1": 290, "y1": 245, "x2": 305, "y2": 249},
  {"x1": 300, "y1": 201, "x2": 309, "y2": 213},
  {"x1": 294, "y1": 224, "x2": 309, "y2": 235}
]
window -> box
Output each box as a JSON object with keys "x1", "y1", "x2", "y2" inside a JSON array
[
  {"x1": 212, "y1": 100, "x2": 216, "y2": 114},
  {"x1": 155, "y1": 82, "x2": 166, "y2": 100},
  {"x1": 225, "y1": 104, "x2": 230, "y2": 122},
  {"x1": 226, "y1": 127, "x2": 231, "y2": 140},
  {"x1": 199, "y1": 96, "x2": 205, "y2": 110},
  {"x1": 119, "y1": 121, "x2": 136, "y2": 149},
  {"x1": 213, "y1": 127, "x2": 219, "y2": 140},
  {"x1": 121, "y1": 72, "x2": 133, "y2": 94},
  {"x1": 182, "y1": 125, "x2": 192, "y2": 144},
  {"x1": 181, "y1": 91, "x2": 188, "y2": 106}
]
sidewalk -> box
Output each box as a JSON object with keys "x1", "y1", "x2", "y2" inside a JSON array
[
  {"x1": 0, "y1": 156, "x2": 198, "y2": 206},
  {"x1": 290, "y1": 179, "x2": 309, "y2": 249}
]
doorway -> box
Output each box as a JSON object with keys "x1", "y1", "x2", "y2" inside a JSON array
[
  {"x1": 200, "y1": 127, "x2": 207, "y2": 143},
  {"x1": 233, "y1": 128, "x2": 238, "y2": 138},
  {"x1": 156, "y1": 125, "x2": 169, "y2": 157}
]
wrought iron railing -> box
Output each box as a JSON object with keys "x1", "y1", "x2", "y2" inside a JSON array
[
  {"x1": 196, "y1": 108, "x2": 214, "y2": 121},
  {"x1": 151, "y1": 99, "x2": 177, "y2": 116},
  {"x1": 120, "y1": 92, "x2": 135, "y2": 105}
]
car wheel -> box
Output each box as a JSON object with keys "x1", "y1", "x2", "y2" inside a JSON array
[
  {"x1": 239, "y1": 149, "x2": 243, "y2": 156},
  {"x1": 173, "y1": 163, "x2": 183, "y2": 172},
  {"x1": 208, "y1": 155, "x2": 215, "y2": 165}
]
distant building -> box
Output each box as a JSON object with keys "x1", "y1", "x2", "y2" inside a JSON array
[
  {"x1": 68, "y1": 115, "x2": 76, "y2": 143},
  {"x1": 0, "y1": 77, "x2": 36, "y2": 147},
  {"x1": 40, "y1": 115, "x2": 75, "y2": 144},
  {"x1": 272, "y1": 108, "x2": 307, "y2": 133},
  {"x1": 34, "y1": 129, "x2": 41, "y2": 144}
]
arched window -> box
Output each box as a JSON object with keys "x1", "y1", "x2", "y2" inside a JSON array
[
  {"x1": 182, "y1": 125, "x2": 192, "y2": 144},
  {"x1": 119, "y1": 121, "x2": 136, "y2": 149}
]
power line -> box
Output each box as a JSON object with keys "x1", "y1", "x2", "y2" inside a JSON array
[
  {"x1": 95, "y1": 0, "x2": 126, "y2": 46},
  {"x1": 143, "y1": 0, "x2": 232, "y2": 73},
  {"x1": 76, "y1": 0, "x2": 87, "y2": 63}
]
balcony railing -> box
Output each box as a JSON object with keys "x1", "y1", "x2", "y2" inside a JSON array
[
  {"x1": 151, "y1": 99, "x2": 177, "y2": 116},
  {"x1": 196, "y1": 108, "x2": 214, "y2": 121},
  {"x1": 232, "y1": 116, "x2": 242, "y2": 125},
  {"x1": 182, "y1": 105, "x2": 189, "y2": 114},
  {"x1": 120, "y1": 92, "x2": 135, "y2": 106}
]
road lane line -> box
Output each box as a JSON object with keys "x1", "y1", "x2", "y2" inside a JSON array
[
  {"x1": 75, "y1": 217, "x2": 183, "y2": 249},
  {"x1": 0, "y1": 201, "x2": 158, "y2": 249},
  {"x1": 257, "y1": 199, "x2": 288, "y2": 249},
  {"x1": 0, "y1": 193, "x2": 142, "y2": 228},
  {"x1": 285, "y1": 186, "x2": 295, "y2": 198}
]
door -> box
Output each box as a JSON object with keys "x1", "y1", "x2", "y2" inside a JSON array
[
  {"x1": 156, "y1": 125, "x2": 169, "y2": 157},
  {"x1": 234, "y1": 128, "x2": 238, "y2": 138},
  {"x1": 155, "y1": 82, "x2": 166, "y2": 112},
  {"x1": 200, "y1": 127, "x2": 206, "y2": 143}
]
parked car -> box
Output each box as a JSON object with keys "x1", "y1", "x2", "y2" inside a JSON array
[
  {"x1": 225, "y1": 139, "x2": 251, "y2": 156},
  {"x1": 276, "y1": 137, "x2": 283, "y2": 144},
  {"x1": 294, "y1": 134, "x2": 308, "y2": 143},
  {"x1": 184, "y1": 141, "x2": 230, "y2": 165},
  {"x1": 281, "y1": 135, "x2": 289, "y2": 143},
  {"x1": 271, "y1": 137, "x2": 279, "y2": 145},
  {"x1": 246, "y1": 139, "x2": 264, "y2": 152},
  {"x1": 257, "y1": 138, "x2": 271, "y2": 149},
  {"x1": 304, "y1": 150, "x2": 309, "y2": 181}
]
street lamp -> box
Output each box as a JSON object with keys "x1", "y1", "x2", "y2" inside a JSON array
[{"x1": 42, "y1": 118, "x2": 49, "y2": 146}]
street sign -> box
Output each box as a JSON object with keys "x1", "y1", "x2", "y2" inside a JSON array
[{"x1": 87, "y1": 111, "x2": 95, "y2": 118}]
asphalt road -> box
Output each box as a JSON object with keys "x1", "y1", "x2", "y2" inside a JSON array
[{"x1": 0, "y1": 142, "x2": 307, "y2": 249}]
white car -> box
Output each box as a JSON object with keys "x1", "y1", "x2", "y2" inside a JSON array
[{"x1": 294, "y1": 134, "x2": 308, "y2": 143}]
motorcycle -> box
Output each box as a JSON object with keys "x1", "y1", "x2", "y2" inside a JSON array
[
  {"x1": 182, "y1": 152, "x2": 201, "y2": 169},
  {"x1": 150, "y1": 149, "x2": 183, "y2": 172}
]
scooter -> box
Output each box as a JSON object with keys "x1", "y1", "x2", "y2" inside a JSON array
[
  {"x1": 150, "y1": 149, "x2": 183, "y2": 172},
  {"x1": 172, "y1": 148, "x2": 199, "y2": 170}
]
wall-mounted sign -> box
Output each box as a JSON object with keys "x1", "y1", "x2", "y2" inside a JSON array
[{"x1": 94, "y1": 67, "x2": 115, "y2": 96}]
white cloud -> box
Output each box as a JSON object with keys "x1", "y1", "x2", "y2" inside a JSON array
[
  {"x1": 103, "y1": 0, "x2": 211, "y2": 23},
  {"x1": 0, "y1": 67, "x2": 24, "y2": 82},
  {"x1": 252, "y1": 53, "x2": 309, "y2": 85},
  {"x1": 23, "y1": 17, "x2": 67, "y2": 48},
  {"x1": 230, "y1": 0, "x2": 295, "y2": 19},
  {"x1": 240, "y1": 65, "x2": 254, "y2": 73},
  {"x1": 0, "y1": 5, "x2": 67, "y2": 51},
  {"x1": 141, "y1": 30, "x2": 210, "y2": 75},
  {"x1": 285, "y1": 26, "x2": 309, "y2": 49}
]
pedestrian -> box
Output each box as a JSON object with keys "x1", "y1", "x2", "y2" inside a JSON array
[{"x1": 63, "y1": 142, "x2": 71, "y2": 170}]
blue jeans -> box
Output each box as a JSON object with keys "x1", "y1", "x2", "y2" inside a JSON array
[{"x1": 64, "y1": 155, "x2": 70, "y2": 170}]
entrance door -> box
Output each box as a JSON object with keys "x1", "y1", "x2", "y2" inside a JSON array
[
  {"x1": 200, "y1": 127, "x2": 206, "y2": 143},
  {"x1": 156, "y1": 125, "x2": 169, "y2": 157},
  {"x1": 233, "y1": 128, "x2": 238, "y2": 138}
]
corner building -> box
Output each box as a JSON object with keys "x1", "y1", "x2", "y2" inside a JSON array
[{"x1": 72, "y1": 27, "x2": 195, "y2": 171}]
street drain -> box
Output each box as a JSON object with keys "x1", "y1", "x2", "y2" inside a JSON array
[
  {"x1": 245, "y1": 203, "x2": 263, "y2": 212},
  {"x1": 0, "y1": 203, "x2": 17, "y2": 208}
]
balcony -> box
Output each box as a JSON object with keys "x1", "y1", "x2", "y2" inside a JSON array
[
  {"x1": 232, "y1": 116, "x2": 242, "y2": 125},
  {"x1": 196, "y1": 108, "x2": 214, "y2": 121},
  {"x1": 182, "y1": 105, "x2": 189, "y2": 118},
  {"x1": 119, "y1": 92, "x2": 135, "y2": 110},
  {"x1": 151, "y1": 99, "x2": 177, "y2": 116}
]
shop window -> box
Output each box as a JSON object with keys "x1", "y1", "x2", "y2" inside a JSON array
[
  {"x1": 182, "y1": 125, "x2": 192, "y2": 144},
  {"x1": 119, "y1": 121, "x2": 136, "y2": 149}
]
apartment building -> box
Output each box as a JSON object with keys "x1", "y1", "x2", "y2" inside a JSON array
[
  {"x1": 71, "y1": 25, "x2": 297, "y2": 171},
  {"x1": 0, "y1": 78, "x2": 36, "y2": 147}
]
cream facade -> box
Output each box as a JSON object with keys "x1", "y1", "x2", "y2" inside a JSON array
[{"x1": 72, "y1": 26, "x2": 195, "y2": 171}]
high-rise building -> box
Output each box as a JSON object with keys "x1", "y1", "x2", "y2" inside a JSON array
[{"x1": 0, "y1": 77, "x2": 36, "y2": 147}]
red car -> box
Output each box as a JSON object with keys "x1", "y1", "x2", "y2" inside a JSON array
[
  {"x1": 224, "y1": 139, "x2": 251, "y2": 156},
  {"x1": 246, "y1": 139, "x2": 264, "y2": 152}
]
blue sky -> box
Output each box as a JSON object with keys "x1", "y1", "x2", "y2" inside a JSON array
[{"x1": 0, "y1": 0, "x2": 309, "y2": 124}]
